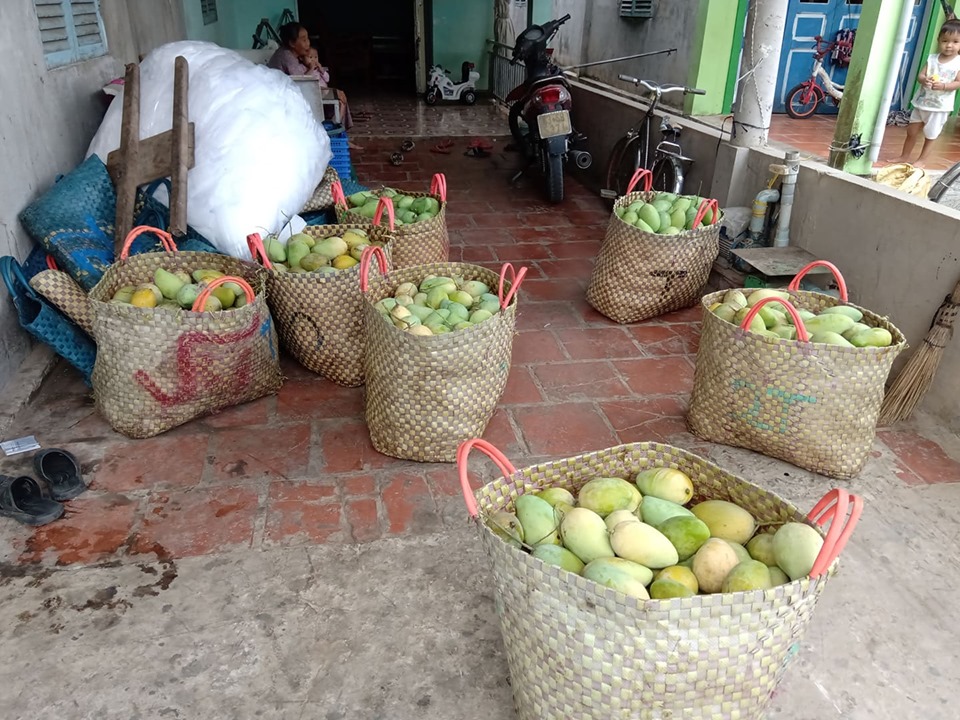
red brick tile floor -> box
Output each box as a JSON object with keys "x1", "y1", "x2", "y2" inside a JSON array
[
  {"x1": 2, "y1": 130, "x2": 959, "y2": 570},
  {"x1": 767, "y1": 113, "x2": 960, "y2": 172}
]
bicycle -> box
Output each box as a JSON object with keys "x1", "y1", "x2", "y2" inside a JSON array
[
  {"x1": 784, "y1": 35, "x2": 850, "y2": 119},
  {"x1": 601, "y1": 75, "x2": 705, "y2": 201}
]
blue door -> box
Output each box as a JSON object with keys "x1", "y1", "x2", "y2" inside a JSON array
[{"x1": 775, "y1": 0, "x2": 929, "y2": 114}]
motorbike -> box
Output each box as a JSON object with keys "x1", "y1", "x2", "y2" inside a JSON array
[{"x1": 507, "y1": 14, "x2": 591, "y2": 204}]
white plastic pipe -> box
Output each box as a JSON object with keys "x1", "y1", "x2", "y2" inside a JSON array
[
  {"x1": 774, "y1": 151, "x2": 800, "y2": 248},
  {"x1": 748, "y1": 188, "x2": 780, "y2": 240},
  {"x1": 869, "y1": 0, "x2": 915, "y2": 165}
]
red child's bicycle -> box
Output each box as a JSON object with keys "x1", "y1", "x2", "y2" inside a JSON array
[{"x1": 784, "y1": 34, "x2": 853, "y2": 119}]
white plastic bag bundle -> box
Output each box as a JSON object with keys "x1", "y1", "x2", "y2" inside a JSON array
[{"x1": 86, "y1": 41, "x2": 331, "y2": 259}]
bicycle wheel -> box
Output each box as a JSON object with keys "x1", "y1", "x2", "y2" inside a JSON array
[
  {"x1": 786, "y1": 83, "x2": 824, "y2": 119},
  {"x1": 605, "y1": 135, "x2": 643, "y2": 200},
  {"x1": 929, "y1": 159, "x2": 960, "y2": 210},
  {"x1": 651, "y1": 155, "x2": 684, "y2": 195}
]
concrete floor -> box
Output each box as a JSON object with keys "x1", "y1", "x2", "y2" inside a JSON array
[{"x1": 1, "y1": 128, "x2": 959, "y2": 719}]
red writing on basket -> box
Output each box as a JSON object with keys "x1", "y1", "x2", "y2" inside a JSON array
[{"x1": 732, "y1": 379, "x2": 816, "y2": 434}]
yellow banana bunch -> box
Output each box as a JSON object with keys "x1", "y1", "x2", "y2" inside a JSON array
[{"x1": 874, "y1": 163, "x2": 930, "y2": 198}]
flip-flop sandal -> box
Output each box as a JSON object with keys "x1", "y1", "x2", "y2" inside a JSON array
[
  {"x1": 33, "y1": 448, "x2": 86, "y2": 501},
  {"x1": 430, "y1": 140, "x2": 455, "y2": 154},
  {"x1": 0, "y1": 475, "x2": 64, "y2": 526}
]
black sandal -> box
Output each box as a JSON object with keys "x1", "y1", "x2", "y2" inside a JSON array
[
  {"x1": 0, "y1": 475, "x2": 64, "y2": 526},
  {"x1": 33, "y1": 448, "x2": 86, "y2": 501}
]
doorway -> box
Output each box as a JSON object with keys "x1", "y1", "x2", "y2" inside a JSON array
[
  {"x1": 297, "y1": 0, "x2": 427, "y2": 95},
  {"x1": 774, "y1": 0, "x2": 929, "y2": 114}
]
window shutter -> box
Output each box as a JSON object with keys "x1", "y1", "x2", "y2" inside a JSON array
[
  {"x1": 34, "y1": 0, "x2": 107, "y2": 67},
  {"x1": 34, "y1": 0, "x2": 71, "y2": 55},
  {"x1": 619, "y1": 0, "x2": 656, "y2": 19}
]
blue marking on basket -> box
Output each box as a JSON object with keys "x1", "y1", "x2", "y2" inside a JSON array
[
  {"x1": 732, "y1": 379, "x2": 816, "y2": 433},
  {"x1": 260, "y1": 316, "x2": 277, "y2": 358},
  {"x1": 45, "y1": 215, "x2": 117, "y2": 287}
]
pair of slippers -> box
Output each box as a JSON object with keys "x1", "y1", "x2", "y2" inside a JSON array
[{"x1": 0, "y1": 449, "x2": 85, "y2": 527}]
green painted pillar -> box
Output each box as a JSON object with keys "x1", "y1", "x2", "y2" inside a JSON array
[
  {"x1": 685, "y1": 0, "x2": 743, "y2": 115},
  {"x1": 829, "y1": 0, "x2": 906, "y2": 173}
]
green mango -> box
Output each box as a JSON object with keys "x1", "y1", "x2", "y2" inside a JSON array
[
  {"x1": 622, "y1": 211, "x2": 639, "y2": 226},
  {"x1": 670, "y1": 208, "x2": 686, "y2": 229},
  {"x1": 847, "y1": 327, "x2": 893, "y2": 348},
  {"x1": 635, "y1": 219, "x2": 655, "y2": 233},
  {"x1": 638, "y1": 203, "x2": 661, "y2": 232},
  {"x1": 820, "y1": 305, "x2": 864, "y2": 323}
]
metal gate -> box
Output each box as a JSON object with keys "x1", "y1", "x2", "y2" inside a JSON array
[{"x1": 775, "y1": 0, "x2": 929, "y2": 114}]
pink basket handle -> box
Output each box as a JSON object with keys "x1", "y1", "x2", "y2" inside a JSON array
[
  {"x1": 191, "y1": 275, "x2": 255, "y2": 312},
  {"x1": 247, "y1": 233, "x2": 273, "y2": 270},
  {"x1": 498, "y1": 263, "x2": 528, "y2": 310},
  {"x1": 372, "y1": 196, "x2": 396, "y2": 230},
  {"x1": 693, "y1": 198, "x2": 720, "y2": 228},
  {"x1": 456, "y1": 439, "x2": 518, "y2": 518},
  {"x1": 806, "y1": 488, "x2": 863, "y2": 578},
  {"x1": 787, "y1": 260, "x2": 849, "y2": 302},
  {"x1": 430, "y1": 172, "x2": 448, "y2": 202},
  {"x1": 625, "y1": 168, "x2": 653, "y2": 195},
  {"x1": 358, "y1": 245, "x2": 389, "y2": 292},
  {"x1": 121, "y1": 225, "x2": 177, "y2": 260},
  {"x1": 46, "y1": 255, "x2": 59, "y2": 271},
  {"x1": 739, "y1": 296, "x2": 810, "y2": 342},
  {"x1": 331, "y1": 179, "x2": 347, "y2": 209}
]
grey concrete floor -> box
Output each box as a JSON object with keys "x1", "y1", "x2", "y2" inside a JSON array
[{"x1": 1, "y1": 430, "x2": 957, "y2": 720}]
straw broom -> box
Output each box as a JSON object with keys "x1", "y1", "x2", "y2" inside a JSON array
[{"x1": 878, "y1": 276, "x2": 960, "y2": 426}]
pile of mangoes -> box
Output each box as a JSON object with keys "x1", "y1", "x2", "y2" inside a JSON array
[
  {"x1": 345, "y1": 188, "x2": 440, "y2": 227},
  {"x1": 262, "y1": 229, "x2": 383, "y2": 275},
  {"x1": 110, "y1": 268, "x2": 246, "y2": 312},
  {"x1": 614, "y1": 193, "x2": 717, "y2": 235}
]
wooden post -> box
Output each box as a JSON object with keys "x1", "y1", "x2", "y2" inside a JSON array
[
  {"x1": 170, "y1": 56, "x2": 189, "y2": 237},
  {"x1": 113, "y1": 62, "x2": 141, "y2": 254}
]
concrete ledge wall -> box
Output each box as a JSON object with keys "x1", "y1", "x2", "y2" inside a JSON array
[{"x1": 568, "y1": 80, "x2": 960, "y2": 428}]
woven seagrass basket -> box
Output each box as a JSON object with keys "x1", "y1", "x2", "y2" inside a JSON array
[
  {"x1": 457, "y1": 438, "x2": 861, "y2": 720},
  {"x1": 88, "y1": 226, "x2": 281, "y2": 439},
  {"x1": 247, "y1": 204, "x2": 395, "y2": 386},
  {"x1": 361, "y1": 262, "x2": 526, "y2": 462},
  {"x1": 587, "y1": 169, "x2": 721, "y2": 324},
  {"x1": 29, "y1": 266, "x2": 95, "y2": 336},
  {"x1": 334, "y1": 173, "x2": 449, "y2": 269},
  {"x1": 301, "y1": 166, "x2": 340, "y2": 213},
  {"x1": 688, "y1": 261, "x2": 906, "y2": 479}
]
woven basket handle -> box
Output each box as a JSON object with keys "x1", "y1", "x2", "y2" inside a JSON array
[
  {"x1": 430, "y1": 172, "x2": 448, "y2": 202},
  {"x1": 739, "y1": 296, "x2": 810, "y2": 342},
  {"x1": 498, "y1": 263, "x2": 528, "y2": 310},
  {"x1": 358, "y1": 245, "x2": 389, "y2": 292},
  {"x1": 331, "y1": 179, "x2": 348, "y2": 210},
  {"x1": 372, "y1": 196, "x2": 396, "y2": 230},
  {"x1": 192, "y1": 276, "x2": 255, "y2": 312},
  {"x1": 787, "y1": 261, "x2": 849, "y2": 302},
  {"x1": 0, "y1": 256, "x2": 38, "y2": 301},
  {"x1": 457, "y1": 439, "x2": 519, "y2": 518},
  {"x1": 806, "y1": 488, "x2": 863, "y2": 578},
  {"x1": 121, "y1": 225, "x2": 177, "y2": 260},
  {"x1": 625, "y1": 168, "x2": 653, "y2": 194},
  {"x1": 692, "y1": 198, "x2": 719, "y2": 228},
  {"x1": 247, "y1": 233, "x2": 273, "y2": 270},
  {"x1": 46, "y1": 255, "x2": 59, "y2": 271}
]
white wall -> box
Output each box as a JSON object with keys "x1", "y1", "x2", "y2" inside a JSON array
[{"x1": 0, "y1": 0, "x2": 185, "y2": 391}]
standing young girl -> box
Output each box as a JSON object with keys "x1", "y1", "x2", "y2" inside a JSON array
[{"x1": 893, "y1": 19, "x2": 960, "y2": 167}]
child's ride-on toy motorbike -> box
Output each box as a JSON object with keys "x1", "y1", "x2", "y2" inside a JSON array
[
  {"x1": 507, "y1": 14, "x2": 591, "y2": 204},
  {"x1": 426, "y1": 62, "x2": 480, "y2": 105}
]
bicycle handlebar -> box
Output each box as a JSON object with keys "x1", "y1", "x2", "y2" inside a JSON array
[{"x1": 618, "y1": 75, "x2": 706, "y2": 95}]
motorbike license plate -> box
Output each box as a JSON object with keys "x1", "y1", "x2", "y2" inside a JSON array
[{"x1": 537, "y1": 110, "x2": 571, "y2": 139}]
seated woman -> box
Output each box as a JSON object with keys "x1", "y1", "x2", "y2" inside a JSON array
[{"x1": 268, "y1": 22, "x2": 356, "y2": 135}]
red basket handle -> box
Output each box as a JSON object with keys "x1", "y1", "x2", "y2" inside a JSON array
[
  {"x1": 693, "y1": 198, "x2": 720, "y2": 228},
  {"x1": 457, "y1": 439, "x2": 518, "y2": 518},
  {"x1": 247, "y1": 233, "x2": 273, "y2": 270},
  {"x1": 739, "y1": 296, "x2": 810, "y2": 342},
  {"x1": 192, "y1": 275, "x2": 255, "y2": 312},
  {"x1": 331, "y1": 179, "x2": 347, "y2": 210},
  {"x1": 787, "y1": 260, "x2": 849, "y2": 303},
  {"x1": 46, "y1": 255, "x2": 59, "y2": 271},
  {"x1": 430, "y1": 172, "x2": 448, "y2": 202},
  {"x1": 498, "y1": 263, "x2": 528, "y2": 310},
  {"x1": 372, "y1": 196, "x2": 396, "y2": 231},
  {"x1": 358, "y1": 245, "x2": 389, "y2": 292},
  {"x1": 625, "y1": 168, "x2": 653, "y2": 195},
  {"x1": 806, "y1": 488, "x2": 863, "y2": 578},
  {"x1": 120, "y1": 225, "x2": 177, "y2": 260}
]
